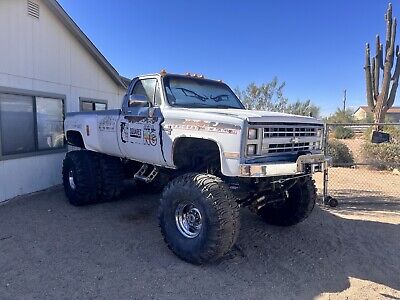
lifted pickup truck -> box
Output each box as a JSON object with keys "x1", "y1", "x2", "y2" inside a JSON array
[{"x1": 63, "y1": 71, "x2": 328, "y2": 264}]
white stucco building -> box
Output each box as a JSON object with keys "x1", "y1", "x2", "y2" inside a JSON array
[{"x1": 0, "y1": 0, "x2": 128, "y2": 202}]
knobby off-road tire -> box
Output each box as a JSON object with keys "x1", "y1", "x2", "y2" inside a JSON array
[
  {"x1": 62, "y1": 150, "x2": 99, "y2": 206},
  {"x1": 97, "y1": 154, "x2": 124, "y2": 202},
  {"x1": 158, "y1": 173, "x2": 240, "y2": 264},
  {"x1": 63, "y1": 151, "x2": 124, "y2": 205},
  {"x1": 258, "y1": 176, "x2": 316, "y2": 226}
]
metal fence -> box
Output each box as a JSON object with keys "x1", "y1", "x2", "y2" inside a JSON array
[{"x1": 318, "y1": 122, "x2": 400, "y2": 207}]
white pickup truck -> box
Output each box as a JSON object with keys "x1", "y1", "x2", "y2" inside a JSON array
[{"x1": 63, "y1": 71, "x2": 327, "y2": 264}]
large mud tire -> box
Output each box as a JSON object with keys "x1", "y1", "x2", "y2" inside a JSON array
[
  {"x1": 62, "y1": 150, "x2": 99, "y2": 206},
  {"x1": 97, "y1": 154, "x2": 124, "y2": 202},
  {"x1": 258, "y1": 176, "x2": 316, "y2": 226},
  {"x1": 158, "y1": 173, "x2": 240, "y2": 264}
]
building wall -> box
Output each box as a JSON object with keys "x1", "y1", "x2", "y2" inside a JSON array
[
  {"x1": 387, "y1": 113, "x2": 400, "y2": 122},
  {"x1": 354, "y1": 108, "x2": 400, "y2": 122},
  {"x1": 0, "y1": 0, "x2": 126, "y2": 202},
  {"x1": 353, "y1": 109, "x2": 367, "y2": 120}
]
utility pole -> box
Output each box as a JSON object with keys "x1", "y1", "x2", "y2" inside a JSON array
[{"x1": 343, "y1": 89, "x2": 347, "y2": 111}]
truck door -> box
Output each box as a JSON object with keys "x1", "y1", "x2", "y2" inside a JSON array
[{"x1": 118, "y1": 78, "x2": 164, "y2": 165}]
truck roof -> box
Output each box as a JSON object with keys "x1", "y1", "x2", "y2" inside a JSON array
[{"x1": 138, "y1": 71, "x2": 224, "y2": 84}]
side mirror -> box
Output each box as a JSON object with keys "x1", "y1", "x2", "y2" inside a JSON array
[{"x1": 128, "y1": 94, "x2": 150, "y2": 107}]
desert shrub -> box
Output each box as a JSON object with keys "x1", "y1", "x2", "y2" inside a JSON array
[
  {"x1": 363, "y1": 125, "x2": 400, "y2": 142},
  {"x1": 327, "y1": 140, "x2": 354, "y2": 166},
  {"x1": 325, "y1": 108, "x2": 355, "y2": 124},
  {"x1": 333, "y1": 126, "x2": 354, "y2": 139},
  {"x1": 363, "y1": 141, "x2": 400, "y2": 170}
]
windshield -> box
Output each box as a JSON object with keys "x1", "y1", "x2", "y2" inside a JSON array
[{"x1": 163, "y1": 76, "x2": 244, "y2": 109}]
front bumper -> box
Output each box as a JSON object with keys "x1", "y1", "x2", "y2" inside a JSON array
[{"x1": 239, "y1": 154, "x2": 330, "y2": 177}]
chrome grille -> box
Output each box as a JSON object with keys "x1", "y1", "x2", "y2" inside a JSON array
[
  {"x1": 263, "y1": 127, "x2": 317, "y2": 138},
  {"x1": 266, "y1": 142, "x2": 316, "y2": 153},
  {"x1": 259, "y1": 124, "x2": 322, "y2": 156}
]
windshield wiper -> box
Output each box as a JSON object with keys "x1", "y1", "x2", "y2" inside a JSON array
[
  {"x1": 212, "y1": 104, "x2": 238, "y2": 109},
  {"x1": 173, "y1": 103, "x2": 238, "y2": 109},
  {"x1": 173, "y1": 103, "x2": 211, "y2": 108},
  {"x1": 210, "y1": 94, "x2": 230, "y2": 102},
  {"x1": 175, "y1": 87, "x2": 208, "y2": 102}
]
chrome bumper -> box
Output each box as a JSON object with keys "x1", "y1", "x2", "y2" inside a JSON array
[{"x1": 239, "y1": 154, "x2": 330, "y2": 177}]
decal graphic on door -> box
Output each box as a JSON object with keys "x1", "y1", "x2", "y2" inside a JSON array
[
  {"x1": 130, "y1": 128, "x2": 142, "y2": 139},
  {"x1": 121, "y1": 117, "x2": 159, "y2": 146},
  {"x1": 143, "y1": 124, "x2": 157, "y2": 146},
  {"x1": 98, "y1": 115, "x2": 118, "y2": 132}
]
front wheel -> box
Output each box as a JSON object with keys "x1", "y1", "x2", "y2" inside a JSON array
[
  {"x1": 258, "y1": 176, "x2": 316, "y2": 226},
  {"x1": 158, "y1": 173, "x2": 240, "y2": 264}
]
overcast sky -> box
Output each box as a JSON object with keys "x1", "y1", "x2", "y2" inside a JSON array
[{"x1": 58, "y1": 0, "x2": 396, "y2": 116}]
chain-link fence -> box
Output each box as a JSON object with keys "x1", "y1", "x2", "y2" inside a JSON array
[{"x1": 314, "y1": 122, "x2": 400, "y2": 207}]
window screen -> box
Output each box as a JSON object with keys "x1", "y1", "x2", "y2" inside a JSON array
[
  {"x1": 95, "y1": 103, "x2": 107, "y2": 111},
  {"x1": 81, "y1": 101, "x2": 93, "y2": 112},
  {"x1": 81, "y1": 100, "x2": 107, "y2": 112},
  {"x1": 36, "y1": 97, "x2": 64, "y2": 150},
  {"x1": 0, "y1": 92, "x2": 65, "y2": 157},
  {"x1": 0, "y1": 94, "x2": 35, "y2": 155}
]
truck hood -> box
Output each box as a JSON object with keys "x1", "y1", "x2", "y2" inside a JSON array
[{"x1": 183, "y1": 108, "x2": 322, "y2": 125}]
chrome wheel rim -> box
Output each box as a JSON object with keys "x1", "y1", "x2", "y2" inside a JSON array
[
  {"x1": 175, "y1": 202, "x2": 202, "y2": 238},
  {"x1": 68, "y1": 170, "x2": 76, "y2": 190}
]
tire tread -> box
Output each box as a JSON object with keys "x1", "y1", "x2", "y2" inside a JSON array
[
  {"x1": 158, "y1": 173, "x2": 240, "y2": 264},
  {"x1": 258, "y1": 176, "x2": 316, "y2": 226}
]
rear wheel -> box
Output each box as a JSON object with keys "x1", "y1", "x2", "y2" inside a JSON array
[
  {"x1": 97, "y1": 154, "x2": 124, "y2": 202},
  {"x1": 258, "y1": 176, "x2": 316, "y2": 226},
  {"x1": 62, "y1": 150, "x2": 99, "y2": 206},
  {"x1": 158, "y1": 173, "x2": 240, "y2": 264}
]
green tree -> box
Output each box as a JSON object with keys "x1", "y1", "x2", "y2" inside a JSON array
[
  {"x1": 286, "y1": 100, "x2": 320, "y2": 117},
  {"x1": 235, "y1": 78, "x2": 320, "y2": 117},
  {"x1": 325, "y1": 108, "x2": 356, "y2": 124}
]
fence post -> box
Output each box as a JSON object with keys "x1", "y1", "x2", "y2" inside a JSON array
[{"x1": 322, "y1": 123, "x2": 329, "y2": 205}]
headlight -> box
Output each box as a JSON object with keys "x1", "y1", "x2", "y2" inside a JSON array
[
  {"x1": 316, "y1": 128, "x2": 323, "y2": 137},
  {"x1": 248, "y1": 128, "x2": 258, "y2": 140},
  {"x1": 247, "y1": 144, "x2": 257, "y2": 156}
]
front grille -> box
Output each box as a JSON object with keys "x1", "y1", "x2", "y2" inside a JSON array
[
  {"x1": 266, "y1": 142, "x2": 314, "y2": 153},
  {"x1": 256, "y1": 124, "x2": 323, "y2": 156},
  {"x1": 263, "y1": 127, "x2": 317, "y2": 138}
]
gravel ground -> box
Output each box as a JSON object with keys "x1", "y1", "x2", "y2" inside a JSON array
[
  {"x1": 0, "y1": 184, "x2": 399, "y2": 300},
  {"x1": 314, "y1": 167, "x2": 400, "y2": 225}
]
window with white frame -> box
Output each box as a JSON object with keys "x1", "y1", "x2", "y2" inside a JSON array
[{"x1": 0, "y1": 92, "x2": 65, "y2": 157}]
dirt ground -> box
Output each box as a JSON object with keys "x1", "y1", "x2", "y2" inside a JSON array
[
  {"x1": 314, "y1": 167, "x2": 400, "y2": 224},
  {"x1": 340, "y1": 137, "x2": 366, "y2": 164},
  {"x1": 0, "y1": 183, "x2": 399, "y2": 300}
]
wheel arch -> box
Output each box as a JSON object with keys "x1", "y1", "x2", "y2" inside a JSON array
[
  {"x1": 172, "y1": 137, "x2": 223, "y2": 171},
  {"x1": 66, "y1": 130, "x2": 86, "y2": 148}
]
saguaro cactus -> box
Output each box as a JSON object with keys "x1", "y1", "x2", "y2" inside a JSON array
[{"x1": 365, "y1": 3, "x2": 399, "y2": 129}]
